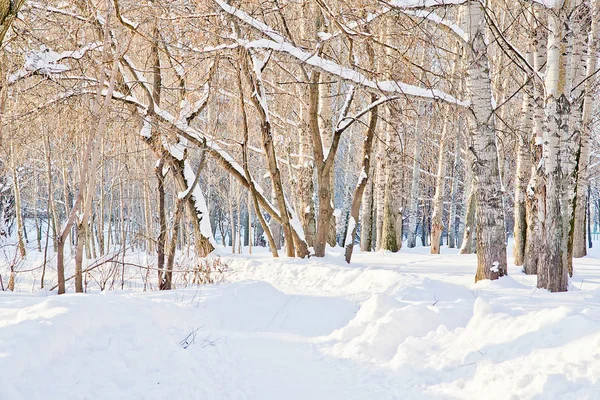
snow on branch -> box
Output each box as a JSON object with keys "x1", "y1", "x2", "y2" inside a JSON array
[
  {"x1": 531, "y1": 0, "x2": 558, "y2": 8},
  {"x1": 26, "y1": 2, "x2": 88, "y2": 22},
  {"x1": 387, "y1": 0, "x2": 467, "y2": 8},
  {"x1": 337, "y1": 95, "x2": 401, "y2": 134},
  {"x1": 243, "y1": 38, "x2": 469, "y2": 107},
  {"x1": 182, "y1": 161, "x2": 218, "y2": 247},
  {"x1": 8, "y1": 42, "x2": 103, "y2": 84},
  {"x1": 214, "y1": 0, "x2": 285, "y2": 43},
  {"x1": 402, "y1": 9, "x2": 468, "y2": 42},
  {"x1": 215, "y1": 1, "x2": 469, "y2": 108}
]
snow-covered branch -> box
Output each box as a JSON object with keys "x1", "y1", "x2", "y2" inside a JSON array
[
  {"x1": 214, "y1": 1, "x2": 469, "y2": 108},
  {"x1": 402, "y1": 9, "x2": 468, "y2": 43},
  {"x1": 8, "y1": 42, "x2": 103, "y2": 84}
]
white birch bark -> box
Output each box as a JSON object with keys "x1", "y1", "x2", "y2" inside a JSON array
[
  {"x1": 513, "y1": 50, "x2": 533, "y2": 266},
  {"x1": 467, "y1": 0, "x2": 507, "y2": 282},
  {"x1": 374, "y1": 137, "x2": 386, "y2": 250},
  {"x1": 406, "y1": 106, "x2": 423, "y2": 248},
  {"x1": 360, "y1": 167, "x2": 375, "y2": 251},
  {"x1": 430, "y1": 107, "x2": 451, "y2": 254},
  {"x1": 573, "y1": 0, "x2": 599, "y2": 258},
  {"x1": 562, "y1": 2, "x2": 589, "y2": 275},
  {"x1": 538, "y1": 3, "x2": 570, "y2": 292},
  {"x1": 523, "y1": 8, "x2": 547, "y2": 275},
  {"x1": 381, "y1": 107, "x2": 402, "y2": 252},
  {"x1": 448, "y1": 120, "x2": 462, "y2": 249}
]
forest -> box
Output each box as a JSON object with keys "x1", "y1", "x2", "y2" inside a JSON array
[{"x1": 1, "y1": 0, "x2": 600, "y2": 399}]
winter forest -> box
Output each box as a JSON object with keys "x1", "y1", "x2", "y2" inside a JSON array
[{"x1": 2, "y1": 0, "x2": 600, "y2": 398}]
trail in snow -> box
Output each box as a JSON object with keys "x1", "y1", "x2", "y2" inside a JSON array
[{"x1": 1, "y1": 245, "x2": 600, "y2": 399}]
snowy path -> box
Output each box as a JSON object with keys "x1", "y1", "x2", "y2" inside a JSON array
[{"x1": 1, "y1": 246, "x2": 600, "y2": 399}]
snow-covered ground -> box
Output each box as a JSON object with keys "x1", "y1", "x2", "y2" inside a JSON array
[{"x1": 1, "y1": 245, "x2": 600, "y2": 399}]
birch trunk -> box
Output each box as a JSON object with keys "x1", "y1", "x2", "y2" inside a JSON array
[
  {"x1": 448, "y1": 123, "x2": 462, "y2": 249},
  {"x1": 156, "y1": 158, "x2": 166, "y2": 287},
  {"x1": 297, "y1": 93, "x2": 317, "y2": 248},
  {"x1": 407, "y1": 110, "x2": 423, "y2": 248},
  {"x1": 538, "y1": 4, "x2": 570, "y2": 292},
  {"x1": 573, "y1": 0, "x2": 598, "y2": 258},
  {"x1": 467, "y1": 0, "x2": 507, "y2": 281},
  {"x1": 360, "y1": 167, "x2": 375, "y2": 251},
  {"x1": 523, "y1": 9, "x2": 547, "y2": 275},
  {"x1": 10, "y1": 139, "x2": 26, "y2": 258},
  {"x1": 380, "y1": 108, "x2": 402, "y2": 252},
  {"x1": 562, "y1": 3, "x2": 589, "y2": 275},
  {"x1": 430, "y1": 109, "x2": 451, "y2": 254},
  {"x1": 374, "y1": 138, "x2": 386, "y2": 250},
  {"x1": 459, "y1": 175, "x2": 476, "y2": 254},
  {"x1": 513, "y1": 65, "x2": 533, "y2": 266}
]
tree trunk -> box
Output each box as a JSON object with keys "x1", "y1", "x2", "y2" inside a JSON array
[
  {"x1": 562, "y1": 2, "x2": 588, "y2": 276},
  {"x1": 156, "y1": 158, "x2": 166, "y2": 287},
  {"x1": 523, "y1": 9, "x2": 547, "y2": 275},
  {"x1": 538, "y1": 5, "x2": 570, "y2": 292},
  {"x1": 374, "y1": 138, "x2": 386, "y2": 250},
  {"x1": 58, "y1": 14, "x2": 119, "y2": 293},
  {"x1": 380, "y1": 111, "x2": 401, "y2": 252},
  {"x1": 11, "y1": 140, "x2": 26, "y2": 258},
  {"x1": 360, "y1": 167, "x2": 375, "y2": 251},
  {"x1": 242, "y1": 51, "x2": 298, "y2": 257},
  {"x1": 513, "y1": 64, "x2": 533, "y2": 266},
  {"x1": 237, "y1": 63, "x2": 279, "y2": 258},
  {"x1": 407, "y1": 119, "x2": 422, "y2": 248},
  {"x1": 345, "y1": 94, "x2": 379, "y2": 263},
  {"x1": 430, "y1": 110, "x2": 451, "y2": 254},
  {"x1": 573, "y1": 0, "x2": 598, "y2": 258},
  {"x1": 162, "y1": 200, "x2": 183, "y2": 290},
  {"x1": 448, "y1": 123, "x2": 462, "y2": 249},
  {"x1": 459, "y1": 176, "x2": 476, "y2": 254},
  {"x1": 467, "y1": 0, "x2": 507, "y2": 281}
]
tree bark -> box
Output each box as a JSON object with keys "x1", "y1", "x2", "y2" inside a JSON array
[
  {"x1": 513, "y1": 61, "x2": 533, "y2": 266},
  {"x1": 380, "y1": 109, "x2": 402, "y2": 252},
  {"x1": 407, "y1": 109, "x2": 423, "y2": 248},
  {"x1": 523, "y1": 8, "x2": 547, "y2": 275},
  {"x1": 345, "y1": 94, "x2": 379, "y2": 263},
  {"x1": 467, "y1": 0, "x2": 507, "y2": 282},
  {"x1": 360, "y1": 166, "x2": 375, "y2": 251},
  {"x1": 538, "y1": 4, "x2": 570, "y2": 292},
  {"x1": 573, "y1": 0, "x2": 598, "y2": 258},
  {"x1": 430, "y1": 109, "x2": 451, "y2": 254},
  {"x1": 448, "y1": 122, "x2": 462, "y2": 249},
  {"x1": 242, "y1": 51, "x2": 300, "y2": 257},
  {"x1": 156, "y1": 158, "x2": 166, "y2": 287}
]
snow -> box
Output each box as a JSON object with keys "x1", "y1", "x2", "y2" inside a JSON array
[
  {"x1": 140, "y1": 117, "x2": 152, "y2": 138},
  {"x1": 491, "y1": 260, "x2": 500, "y2": 273},
  {"x1": 182, "y1": 161, "x2": 218, "y2": 247},
  {"x1": 345, "y1": 217, "x2": 356, "y2": 246},
  {"x1": 8, "y1": 42, "x2": 102, "y2": 83},
  {"x1": 532, "y1": 0, "x2": 559, "y2": 7},
  {"x1": 3, "y1": 244, "x2": 600, "y2": 399},
  {"x1": 357, "y1": 167, "x2": 367, "y2": 183},
  {"x1": 317, "y1": 32, "x2": 332, "y2": 41}
]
